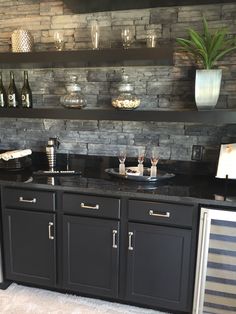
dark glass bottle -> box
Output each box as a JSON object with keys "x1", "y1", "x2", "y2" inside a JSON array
[
  {"x1": 0, "y1": 72, "x2": 7, "y2": 108},
  {"x1": 7, "y1": 71, "x2": 19, "y2": 107},
  {"x1": 21, "y1": 71, "x2": 33, "y2": 108}
]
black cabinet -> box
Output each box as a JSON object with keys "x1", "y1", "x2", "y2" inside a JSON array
[
  {"x1": 1, "y1": 184, "x2": 198, "y2": 313},
  {"x1": 63, "y1": 215, "x2": 119, "y2": 298},
  {"x1": 62, "y1": 193, "x2": 120, "y2": 219},
  {"x1": 2, "y1": 187, "x2": 56, "y2": 212},
  {"x1": 2, "y1": 208, "x2": 56, "y2": 287},
  {"x1": 126, "y1": 222, "x2": 192, "y2": 312},
  {"x1": 126, "y1": 199, "x2": 197, "y2": 312}
]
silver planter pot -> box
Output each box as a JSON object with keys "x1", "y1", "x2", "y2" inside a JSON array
[{"x1": 195, "y1": 69, "x2": 222, "y2": 110}]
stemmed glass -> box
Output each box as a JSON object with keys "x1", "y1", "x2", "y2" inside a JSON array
[
  {"x1": 91, "y1": 20, "x2": 100, "y2": 49},
  {"x1": 121, "y1": 28, "x2": 133, "y2": 49},
  {"x1": 54, "y1": 31, "x2": 65, "y2": 51},
  {"x1": 150, "y1": 147, "x2": 159, "y2": 177},
  {"x1": 118, "y1": 149, "x2": 126, "y2": 175},
  {"x1": 137, "y1": 148, "x2": 145, "y2": 175},
  {"x1": 146, "y1": 30, "x2": 157, "y2": 48}
]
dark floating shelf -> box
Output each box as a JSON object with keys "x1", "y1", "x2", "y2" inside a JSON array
[
  {"x1": 65, "y1": 0, "x2": 233, "y2": 13},
  {"x1": 0, "y1": 108, "x2": 236, "y2": 123},
  {"x1": 0, "y1": 47, "x2": 173, "y2": 68}
]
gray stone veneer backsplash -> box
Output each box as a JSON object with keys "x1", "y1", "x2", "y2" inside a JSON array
[
  {"x1": 0, "y1": 1, "x2": 236, "y2": 161},
  {"x1": 1, "y1": 118, "x2": 236, "y2": 162}
]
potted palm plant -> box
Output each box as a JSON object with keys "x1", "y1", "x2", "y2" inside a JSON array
[{"x1": 176, "y1": 18, "x2": 236, "y2": 110}]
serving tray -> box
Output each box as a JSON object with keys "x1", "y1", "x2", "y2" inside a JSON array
[
  {"x1": 105, "y1": 167, "x2": 175, "y2": 182},
  {"x1": 33, "y1": 170, "x2": 82, "y2": 176}
]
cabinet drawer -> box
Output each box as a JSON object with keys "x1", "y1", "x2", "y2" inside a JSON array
[
  {"x1": 63, "y1": 193, "x2": 120, "y2": 219},
  {"x1": 128, "y1": 200, "x2": 194, "y2": 228},
  {"x1": 2, "y1": 187, "x2": 56, "y2": 212}
]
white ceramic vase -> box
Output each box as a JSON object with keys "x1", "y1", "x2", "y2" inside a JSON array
[{"x1": 195, "y1": 69, "x2": 222, "y2": 110}]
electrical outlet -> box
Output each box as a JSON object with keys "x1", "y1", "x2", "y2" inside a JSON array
[{"x1": 191, "y1": 145, "x2": 204, "y2": 161}]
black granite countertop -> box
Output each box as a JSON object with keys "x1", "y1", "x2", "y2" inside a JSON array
[{"x1": 0, "y1": 154, "x2": 235, "y2": 207}]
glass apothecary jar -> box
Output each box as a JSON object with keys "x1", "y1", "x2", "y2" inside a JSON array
[
  {"x1": 112, "y1": 72, "x2": 140, "y2": 110},
  {"x1": 60, "y1": 75, "x2": 86, "y2": 109}
]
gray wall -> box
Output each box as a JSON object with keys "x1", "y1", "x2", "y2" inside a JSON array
[{"x1": 0, "y1": 1, "x2": 236, "y2": 161}]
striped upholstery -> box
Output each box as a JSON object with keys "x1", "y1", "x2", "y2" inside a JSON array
[{"x1": 203, "y1": 219, "x2": 236, "y2": 314}]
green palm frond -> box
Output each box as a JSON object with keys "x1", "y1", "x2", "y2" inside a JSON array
[
  {"x1": 203, "y1": 17, "x2": 211, "y2": 51},
  {"x1": 176, "y1": 17, "x2": 236, "y2": 69}
]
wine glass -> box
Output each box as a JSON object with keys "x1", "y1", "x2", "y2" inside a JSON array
[
  {"x1": 121, "y1": 28, "x2": 133, "y2": 49},
  {"x1": 118, "y1": 149, "x2": 126, "y2": 175},
  {"x1": 137, "y1": 148, "x2": 145, "y2": 175},
  {"x1": 91, "y1": 20, "x2": 100, "y2": 49},
  {"x1": 150, "y1": 147, "x2": 159, "y2": 177},
  {"x1": 54, "y1": 31, "x2": 65, "y2": 51},
  {"x1": 146, "y1": 30, "x2": 157, "y2": 48}
]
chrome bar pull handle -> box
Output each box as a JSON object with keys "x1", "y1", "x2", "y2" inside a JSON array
[
  {"x1": 80, "y1": 202, "x2": 99, "y2": 210},
  {"x1": 128, "y1": 232, "x2": 134, "y2": 251},
  {"x1": 19, "y1": 197, "x2": 36, "y2": 203},
  {"x1": 149, "y1": 210, "x2": 170, "y2": 218},
  {"x1": 48, "y1": 222, "x2": 54, "y2": 240},
  {"x1": 112, "y1": 230, "x2": 118, "y2": 249}
]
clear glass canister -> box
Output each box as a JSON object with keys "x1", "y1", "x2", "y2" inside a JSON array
[
  {"x1": 60, "y1": 75, "x2": 86, "y2": 109},
  {"x1": 112, "y1": 73, "x2": 140, "y2": 110}
]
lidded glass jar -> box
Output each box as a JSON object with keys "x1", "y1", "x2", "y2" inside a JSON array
[
  {"x1": 112, "y1": 71, "x2": 140, "y2": 110},
  {"x1": 60, "y1": 75, "x2": 86, "y2": 109}
]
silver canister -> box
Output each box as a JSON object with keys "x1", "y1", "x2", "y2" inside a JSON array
[
  {"x1": 11, "y1": 29, "x2": 34, "y2": 53},
  {"x1": 46, "y1": 138, "x2": 60, "y2": 171}
]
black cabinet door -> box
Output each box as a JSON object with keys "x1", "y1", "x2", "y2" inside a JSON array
[
  {"x1": 3, "y1": 209, "x2": 56, "y2": 287},
  {"x1": 126, "y1": 223, "x2": 192, "y2": 312},
  {"x1": 63, "y1": 215, "x2": 119, "y2": 298}
]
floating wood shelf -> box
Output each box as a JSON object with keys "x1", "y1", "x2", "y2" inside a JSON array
[
  {"x1": 0, "y1": 47, "x2": 173, "y2": 68},
  {"x1": 0, "y1": 108, "x2": 235, "y2": 123}
]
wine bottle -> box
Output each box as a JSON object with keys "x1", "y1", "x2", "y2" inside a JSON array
[
  {"x1": 0, "y1": 72, "x2": 7, "y2": 108},
  {"x1": 7, "y1": 71, "x2": 19, "y2": 107},
  {"x1": 21, "y1": 71, "x2": 32, "y2": 108}
]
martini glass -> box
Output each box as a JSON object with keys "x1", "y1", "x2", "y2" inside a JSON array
[
  {"x1": 118, "y1": 149, "x2": 126, "y2": 175},
  {"x1": 150, "y1": 148, "x2": 159, "y2": 177},
  {"x1": 137, "y1": 148, "x2": 145, "y2": 175}
]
